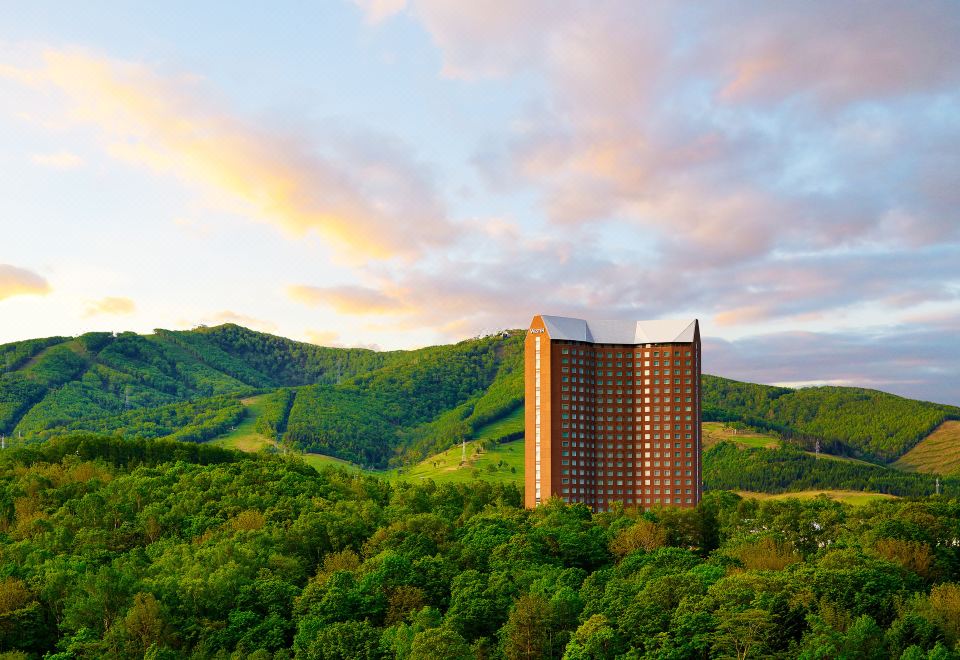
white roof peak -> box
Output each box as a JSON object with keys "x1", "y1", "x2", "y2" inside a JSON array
[{"x1": 536, "y1": 316, "x2": 697, "y2": 344}]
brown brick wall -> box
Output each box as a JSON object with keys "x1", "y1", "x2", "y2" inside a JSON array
[{"x1": 525, "y1": 317, "x2": 702, "y2": 511}]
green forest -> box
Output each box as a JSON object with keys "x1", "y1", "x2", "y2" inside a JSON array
[
  {"x1": 4, "y1": 324, "x2": 958, "y2": 476},
  {"x1": 0, "y1": 326, "x2": 525, "y2": 469},
  {"x1": 2, "y1": 436, "x2": 960, "y2": 659},
  {"x1": 703, "y1": 442, "x2": 957, "y2": 497},
  {"x1": 703, "y1": 376, "x2": 960, "y2": 463}
]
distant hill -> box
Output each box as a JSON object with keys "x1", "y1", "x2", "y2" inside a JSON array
[
  {"x1": 0, "y1": 325, "x2": 524, "y2": 468},
  {"x1": 702, "y1": 375, "x2": 960, "y2": 463},
  {"x1": 3, "y1": 325, "x2": 958, "y2": 471}
]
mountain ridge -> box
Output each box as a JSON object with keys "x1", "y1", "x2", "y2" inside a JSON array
[{"x1": 2, "y1": 324, "x2": 958, "y2": 471}]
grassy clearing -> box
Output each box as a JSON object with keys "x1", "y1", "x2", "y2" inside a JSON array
[
  {"x1": 703, "y1": 422, "x2": 876, "y2": 465},
  {"x1": 702, "y1": 422, "x2": 780, "y2": 450},
  {"x1": 387, "y1": 438, "x2": 524, "y2": 485},
  {"x1": 300, "y1": 452, "x2": 365, "y2": 472},
  {"x1": 803, "y1": 451, "x2": 879, "y2": 466},
  {"x1": 210, "y1": 395, "x2": 274, "y2": 453},
  {"x1": 892, "y1": 421, "x2": 960, "y2": 475},
  {"x1": 209, "y1": 396, "x2": 365, "y2": 471},
  {"x1": 472, "y1": 406, "x2": 524, "y2": 442},
  {"x1": 735, "y1": 489, "x2": 898, "y2": 505}
]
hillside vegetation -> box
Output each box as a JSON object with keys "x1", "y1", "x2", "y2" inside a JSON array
[
  {"x1": 378, "y1": 435, "x2": 956, "y2": 499},
  {"x1": 894, "y1": 422, "x2": 960, "y2": 476},
  {"x1": 704, "y1": 441, "x2": 958, "y2": 497},
  {"x1": 703, "y1": 375, "x2": 960, "y2": 463},
  {"x1": 3, "y1": 325, "x2": 957, "y2": 474},
  {"x1": 3, "y1": 436, "x2": 960, "y2": 658},
  {"x1": 0, "y1": 326, "x2": 525, "y2": 469}
]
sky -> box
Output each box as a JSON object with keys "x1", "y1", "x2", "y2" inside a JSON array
[{"x1": 1, "y1": 1, "x2": 958, "y2": 404}]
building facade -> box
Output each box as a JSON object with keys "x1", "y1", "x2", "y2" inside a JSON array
[{"x1": 524, "y1": 315, "x2": 701, "y2": 510}]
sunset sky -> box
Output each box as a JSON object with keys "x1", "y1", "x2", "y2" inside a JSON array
[{"x1": 1, "y1": 2, "x2": 958, "y2": 404}]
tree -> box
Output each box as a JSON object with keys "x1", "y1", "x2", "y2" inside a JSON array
[
  {"x1": 563, "y1": 615, "x2": 621, "y2": 660},
  {"x1": 712, "y1": 608, "x2": 776, "y2": 660},
  {"x1": 293, "y1": 619, "x2": 381, "y2": 660},
  {"x1": 386, "y1": 586, "x2": 427, "y2": 625},
  {"x1": 841, "y1": 615, "x2": 887, "y2": 660},
  {"x1": 608, "y1": 519, "x2": 666, "y2": 559},
  {"x1": 729, "y1": 537, "x2": 801, "y2": 571},
  {"x1": 410, "y1": 627, "x2": 472, "y2": 660},
  {"x1": 501, "y1": 593, "x2": 556, "y2": 660},
  {"x1": 927, "y1": 583, "x2": 960, "y2": 645},
  {"x1": 123, "y1": 593, "x2": 171, "y2": 656},
  {"x1": 872, "y1": 538, "x2": 935, "y2": 579}
]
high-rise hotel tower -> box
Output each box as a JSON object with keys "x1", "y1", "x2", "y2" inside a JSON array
[{"x1": 524, "y1": 315, "x2": 701, "y2": 510}]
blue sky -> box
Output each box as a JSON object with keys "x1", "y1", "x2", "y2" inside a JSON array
[{"x1": 1, "y1": 1, "x2": 959, "y2": 404}]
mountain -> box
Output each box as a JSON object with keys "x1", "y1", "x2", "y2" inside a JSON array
[
  {"x1": 702, "y1": 375, "x2": 960, "y2": 463},
  {"x1": 0, "y1": 325, "x2": 524, "y2": 468},
  {"x1": 3, "y1": 325, "x2": 958, "y2": 472}
]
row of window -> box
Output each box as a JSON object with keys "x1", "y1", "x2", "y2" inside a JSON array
[
  {"x1": 561, "y1": 366, "x2": 694, "y2": 377},
  {"x1": 560, "y1": 484, "x2": 693, "y2": 495},
  {"x1": 562, "y1": 497, "x2": 696, "y2": 507},
  {"x1": 560, "y1": 347, "x2": 693, "y2": 359},
  {"x1": 562, "y1": 432, "x2": 694, "y2": 440},
  {"x1": 562, "y1": 444, "x2": 695, "y2": 451},
  {"x1": 562, "y1": 462, "x2": 696, "y2": 471}
]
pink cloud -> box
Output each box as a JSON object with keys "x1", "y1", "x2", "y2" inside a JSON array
[{"x1": 286, "y1": 284, "x2": 409, "y2": 315}]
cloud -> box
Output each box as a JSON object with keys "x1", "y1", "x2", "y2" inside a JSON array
[
  {"x1": 707, "y1": 2, "x2": 960, "y2": 106},
  {"x1": 206, "y1": 310, "x2": 278, "y2": 333},
  {"x1": 1, "y1": 47, "x2": 453, "y2": 260},
  {"x1": 30, "y1": 150, "x2": 83, "y2": 169},
  {"x1": 83, "y1": 296, "x2": 135, "y2": 317},
  {"x1": 703, "y1": 322, "x2": 960, "y2": 406},
  {"x1": 303, "y1": 328, "x2": 381, "y2": 350},
  {"x1": 355, "y1": 0, "x2": 960, "y2": 355},
  {"x1": 286, "y1": 284, "x2": 408, "y2": 314},
  {"x1": 3, "y1": 10, "x2": 958, "y2": 406},
  {"x1": 305, "y1": 329, "x2": 340, "y2": 346},
  {"x1": 396, "y1": 2, "x2": 960, "y2": 264},
  {"x1": 352, "y1": 0, "x2": 408, "y2": 23},
  {"x1": 0, "y1": 264, "x2": 51, "y2": 301},
  {"x1": 172, "y1": 217, "x2": 213, "y2": 238}
]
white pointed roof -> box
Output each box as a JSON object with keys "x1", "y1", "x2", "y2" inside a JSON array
[{"x1": 538, "y1": 316, "x2": 697, "y2": 344}]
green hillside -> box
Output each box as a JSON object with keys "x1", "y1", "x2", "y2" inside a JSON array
[
  {"x1": 390, "y1": 438, "x2": 524, "y2": 485},
  {"x1": 893, "y1": 421, "x2": 960, "y2": 475},
  {"x1": 703, "y1": 374, "x2": 960, "y2": 463},
  {"x1": 381, "y1": 434, "x2": 956, "y2": 498},
  {"x1": 4, "y1": 325, "x2": 959, "y2": 476},
  {"x1": 0, "y1": 326, "x2": 525, "y2": 469}
]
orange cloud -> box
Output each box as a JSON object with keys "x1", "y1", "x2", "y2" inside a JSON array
[
  {"x1": 305, "y1": 329, "x2": 340, "y2": 345},
  {"x1": 1, "y1": 48, "x2": 452, "y2": 260},
  {"x1": 286, "y1": 284, "x2": 408, "y2": 315},
  {"x1": 83, "y1": 296, "x2": 135, "y2": 317},
  {"x1": 0, "y1": 264, "x2": 51, "y2": 301}
]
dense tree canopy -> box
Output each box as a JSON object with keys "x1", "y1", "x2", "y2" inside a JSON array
[
  {"x1": 2, "y1": 436, "x2": 960, "y2": 658},
  {"x1": 704, "y1": 441, "x2": 960, "y2": 497}
]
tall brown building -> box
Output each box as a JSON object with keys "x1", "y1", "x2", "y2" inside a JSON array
[{"x1": 524, "y1": 315, "x2": 702, "y2": 510}]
